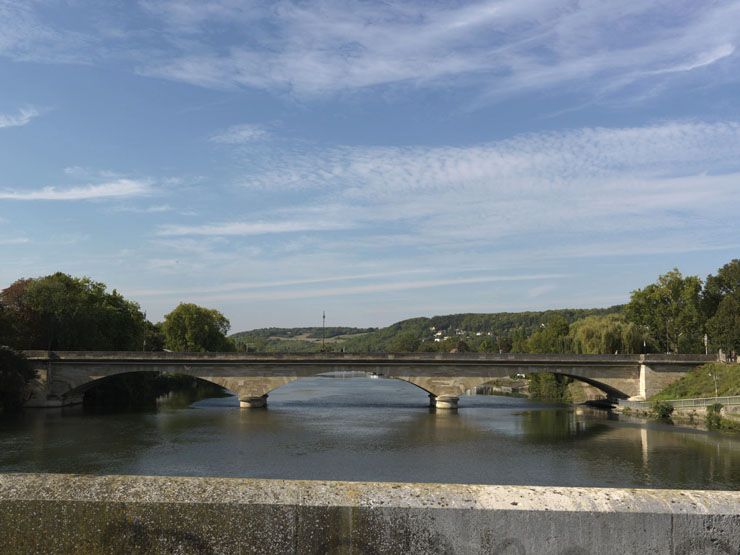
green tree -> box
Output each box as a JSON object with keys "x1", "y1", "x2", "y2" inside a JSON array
[
  {"x1": 569, "y1": 314, "x2": 651, "y2": 354},
  {"x1": 510, "y1": 327, "x2": 529, "y2": 353},
  {"x1": 161, "y1": 303, "x2": 235, "y2": 352},
  {"x1": 703, "y1": 260, "x2": 740, "y2": 352},
  {"x1": 0, "y1": 347, "x2": 35, "y2": 413},
  {"x1": 702, "y1": 259, "x2": 740, "y2": 316},
  {"x1": 143, "y1": 321, "x2": 165, "y2": 351},
  {"x1": 527, "y1": 315, "x2": 571, "y2": 354},
  {"x1": 528, "y1": 373, "x2": 572, "y2": 402},
  {"x1": 478, "y1": 337, "x2": 496, "y2": 353},
  {"x1": 0, "y1": 273, "x2": 147, "y2": 350},
  {"x1": 389, "y1": 330, "x2": 421, "y2": 352},
  {"x1": 625, "y1": 269, "x2": 704, "y2": 353},
  {"x1": 706, "y1": 296, "x2": 740, "y2": 353}
]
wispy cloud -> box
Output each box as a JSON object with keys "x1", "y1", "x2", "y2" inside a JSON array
[
  {"x1": 0, "y1": 179, "x2": 152, "y2": 201},
  {"x1": 129, "y1": 268, "x2": 435, "y2": 297},
  {"x1": 112, "y1": 203, "x2": 173, "y2": 213},
  {"x1": 0, "y1": 106, "x2": 39, "y2": 128},
  {"x1": 183, "y1": 273, "x2": 569, "y2": 303},
  {"x1": 0, "y1": 237, "x2": 30, "y2": 245},
  {"x1": 157, "y1": 219, "x2": 353, "y2": 236},
  {"x1": 210, "y1": 123, "x2": 268, "y2": 144},
  {"x1": 4, "y1": 2, "x2": 739, "y2": 102},
  {"x1": 137, "y1": 0, "x2": 740, "y2": 99},
  {"x1": 225, "y1": 120, "x2": 740, "y2": 249}
]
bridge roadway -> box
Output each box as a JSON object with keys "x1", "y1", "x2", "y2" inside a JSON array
[{"x1": 22, "y1": 351, "x2": 716, "y2": 409}]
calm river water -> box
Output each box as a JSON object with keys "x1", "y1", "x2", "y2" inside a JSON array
[{"x1": 1, "y1": 375, "x2": 738, "y2": 489}]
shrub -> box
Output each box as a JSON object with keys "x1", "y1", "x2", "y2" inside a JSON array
[
  {"x1": 652, "y1": 400, "x2": 674, "y2": 419},
  {"x1": 705, "y1": 403, "x2": 723, "y2": 430}
]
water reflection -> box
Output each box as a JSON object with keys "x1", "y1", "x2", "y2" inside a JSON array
[{"x1": 0, "y1": 376, "x2": 737, "y2": 489}]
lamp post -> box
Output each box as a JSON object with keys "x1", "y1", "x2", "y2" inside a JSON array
[
  {"x1": 322, "y1": 311, "x2": 326, "y2": 352},
  {"x1": 709, "y1": 369, "x2": 719, "y2": 398}
]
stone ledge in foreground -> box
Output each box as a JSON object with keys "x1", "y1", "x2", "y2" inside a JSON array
[{"x1": 1, "y1": 473, "x2": 738, "y2": 554}]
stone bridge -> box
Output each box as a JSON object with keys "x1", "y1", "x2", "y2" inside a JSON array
[{"x1": 22, "y1": 351, "x2": 716, "y2": 409}]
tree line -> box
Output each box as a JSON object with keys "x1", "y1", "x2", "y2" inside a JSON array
[
  {"x1": 0, "y1": 273, "x2": 235, "y2": 352},
  {"x1": 336, "y1": 259, "x2": 740, "y2": 355}
]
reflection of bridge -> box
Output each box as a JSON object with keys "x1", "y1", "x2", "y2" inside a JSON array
[{"x1": 23, "y1": 351, "x2": 716, "y2": 409}]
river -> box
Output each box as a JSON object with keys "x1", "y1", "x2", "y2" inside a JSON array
[{"x1": 1, "y1": 375, "x2": 738, "y2": 489}]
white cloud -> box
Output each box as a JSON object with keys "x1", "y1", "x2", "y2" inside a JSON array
[
  {"x1": 182, "y1": 273, "x2": 569, "y2": 303},
  {"x1": 0, "y1": 179, "x2": 152, "y2": 201},
  {"x1": 4, "y1": 1, "x2": 738, "y2": 102},
  {"x1": 113, "y1": 204, "x2": 173, "y2": 213},
  {"x1": 210, "y1": 123, "x2": 268, "y2": 144},
  {"x1": 129, "y1": 268, "x2": 435, "y2": 297},
  {"x1": 137, "y1": 0, "x2": 740, "y2": 99},
  {"x1": 0, "y1": 237, "x2": 30, "y2": 245},
  {"x1": 157, "y1": 219, "x2": 353, "y2": 236},
  {"x1": 229, "y1": 121, "x2": 740, "y2": 245},
  {"x1": 0, "y1": 106, "x2": 39, "y2": 128}
]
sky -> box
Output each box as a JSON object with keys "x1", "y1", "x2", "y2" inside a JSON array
[{"x1": 1, "y1": 1, "x2": 740, "y2": 331}]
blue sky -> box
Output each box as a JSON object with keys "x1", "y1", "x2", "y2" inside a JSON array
[{"x1": 1, "y1": 1, "x2": 740, "y2": 331}]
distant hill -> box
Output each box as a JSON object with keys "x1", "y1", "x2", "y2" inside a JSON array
[
  {"x1": 230, "y1": 307, "x2": 623, "y2": 353},
  {"x1": 229, "y1": 326, "x2": 376, "y2": 352}
]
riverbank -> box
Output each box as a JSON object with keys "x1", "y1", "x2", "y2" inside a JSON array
[
  {"x1": 616, "y1": 402, "x2": 740, "y2": 432},
  {"x1": 1, "y1": 473, "x2": 738, "y2": 554}
]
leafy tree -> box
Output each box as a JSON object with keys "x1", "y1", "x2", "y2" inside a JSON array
[
  {"x1": 625, "y1": 269, "x2": 704, "y2": 353},
  {"x1": 143, "y1": 321, "x2": 165, "y2": 351},
  {"x1": 161, "y1": 303, "x2": 235, "y2": 352},
  {"x1": 0, "y1": 273, "x2": 147, "y2": 351},
  {"x1": 706, "y1": 295, "x2": 740, "y2": 353},
  {"x1": 453, "y1": 340, "x2": 471, "y2": 353},
  {"x1": 0, "y1": 347, "x2": 35, "y2": 413},
  {"x1": 527, "y1": 315, "x2": 571, "y2": 354},
  {"x1": 510, "y1": 327, "x2": 529, "y2": 353},
  {"x1": 389, "y1": 330, "x2": 421, "y2": 352},
  {"x1": 478, "y1": 337, "x2": 496, "y2": 353},
  {"x1": 496, "y1": 335, "x2": 513, "y2": 353},
  {"x1": 703, "y1": 260, "x2": 740, "y2": 352},
  {"x1": 702, "y1": 259, "x2": 740, "y2": 316},
  {"x1": 569, "y1": 314, "x2": 651, "y2": 354},
  {"x1": 528, "y1": 373, "x2": 572, "y2": 402}
]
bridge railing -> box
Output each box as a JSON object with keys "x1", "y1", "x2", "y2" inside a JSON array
[{"x1": 618, "y1": 396, "x2": 740, "y2": 409}]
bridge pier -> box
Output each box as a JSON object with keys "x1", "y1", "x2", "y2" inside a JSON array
[
  {"x1": 239, "y1": 395, "x2": 268, "y2": 409},
  {"x1": 434, "y1": 395, "x2": 459, "y2": 410}
]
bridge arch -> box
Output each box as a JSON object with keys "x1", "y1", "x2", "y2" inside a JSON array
[
  {"x1": 238, "y1": 372, "x2": 439, "y2": 408},
  {"x1": 59, "y1": 371, "x2": 232, "y2": 406},
  {"x1": 463, "y1": 373, "x2": 630, "y2": 401}
]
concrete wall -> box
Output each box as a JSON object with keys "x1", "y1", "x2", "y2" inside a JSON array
[{"x1": 1, "y1": 473, "x2": 737, "y2": 554}]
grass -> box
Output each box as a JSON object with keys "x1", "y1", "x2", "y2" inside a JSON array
[{"x1": 651, "y1": 363, "x2": 740, "y2": 400}]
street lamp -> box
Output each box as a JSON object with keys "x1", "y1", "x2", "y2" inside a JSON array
[{"x1": 709, "y1": 369, "x2": 719, "y2": 398}]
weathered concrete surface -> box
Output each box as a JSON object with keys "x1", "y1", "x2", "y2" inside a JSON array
[
  {"x1": 0, "y1": 473, "x2": 737, "y2": 554},
  {"x1": 22, "y1": 351, "x2": 716, "y2": 408}
]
